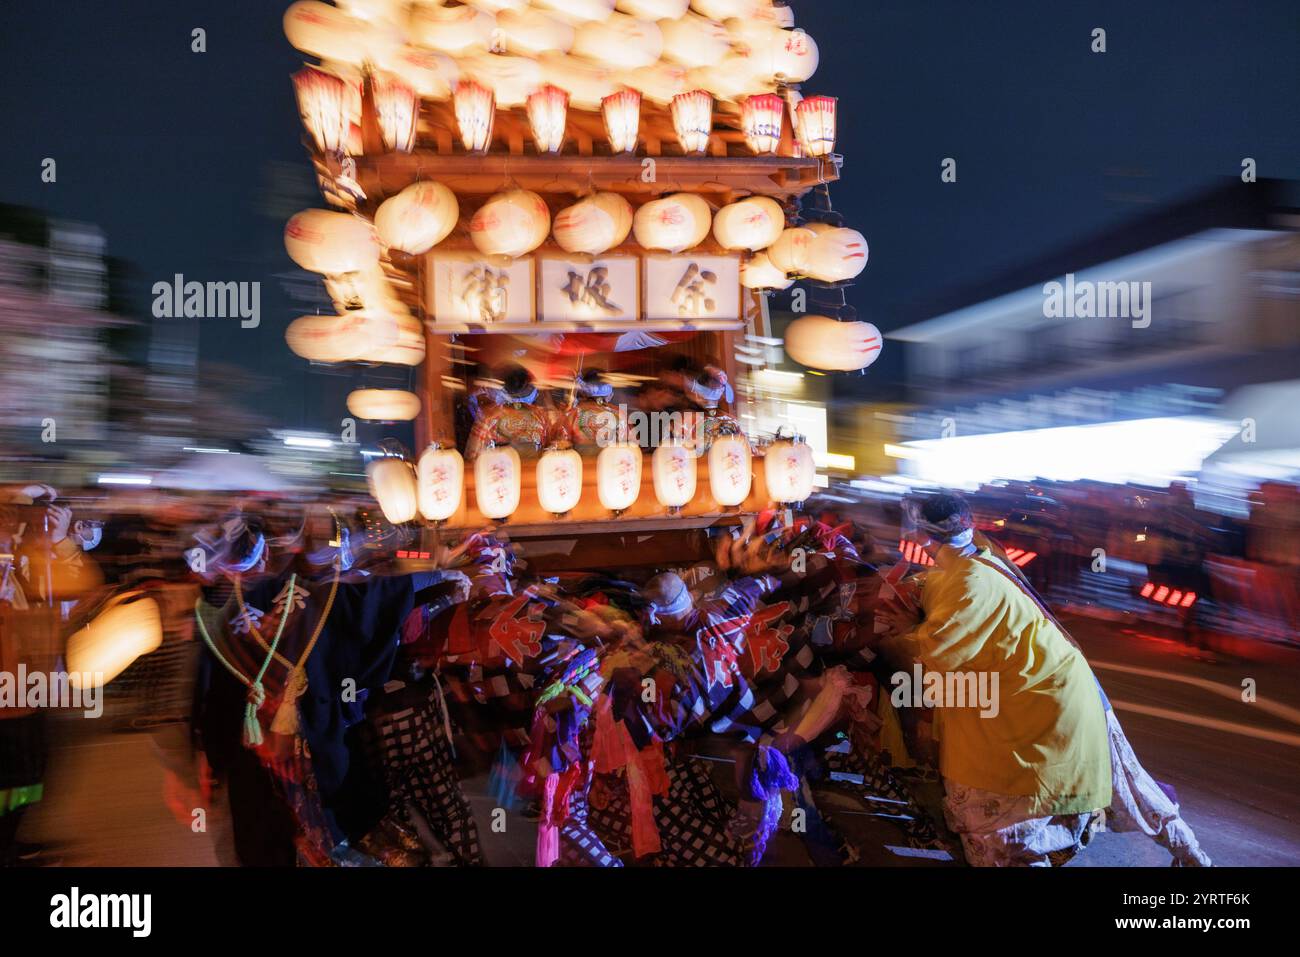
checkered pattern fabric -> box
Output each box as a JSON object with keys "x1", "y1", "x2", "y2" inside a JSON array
[
  {"x1": 363, "y1": 682, "x2": 483, "y2": 866},
  {"x1": 586, "y1": 755, "x2": 745, "y2": 866}
]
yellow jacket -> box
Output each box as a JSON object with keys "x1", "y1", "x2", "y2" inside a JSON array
[{"x1": 901, "y1": 546, "x2": 1111, "y2": 816}]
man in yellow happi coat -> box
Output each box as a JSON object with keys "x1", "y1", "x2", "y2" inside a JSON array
[{"x1": 883, "y1": 493, "x2": 1112, "y2": 866}]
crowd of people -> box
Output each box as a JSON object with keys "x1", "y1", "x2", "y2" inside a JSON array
[{"x1": 0, "y1": 476, "x2": 1215, "y2": 868}]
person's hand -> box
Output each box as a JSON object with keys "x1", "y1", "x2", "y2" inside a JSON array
[
  {"x1": 877, "y1": 602, "x2": 919, "y2": 639},
  {"x1": 45, "y1": 504, "x2": 73, "y2": 544}
]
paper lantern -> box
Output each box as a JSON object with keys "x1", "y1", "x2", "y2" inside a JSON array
[
  {"x1": 468, "y1": 0, "x2": 529, "y2": 12},
  {"x1": 292, "y1": 66, "x2": 351, "y2": 154},
  {"x1": 367, "y1": 456, "x2": 419, "y2": 524},
  {"x1": 713, "y1": 196, "x2": 784, "y2": 252},
  {"x1": 671, "y1": 90, "x2": 713, "y2": 155},
  {"x1": 620, "y1": 61, "x2": 690, "y2": 105},
  {"x1": 471, "y1": 189, "x2": 551, "y2": 258},
  {"x1": 347, "y1": 388, "x2": 422, "y2": 421},
  {"x1": 708, "y1": 429, "x2": 752, "y2": 507},
  {"x1": 618, "y1": 0, "x2": 688, "y2": 18},
  {"x1": 540, "y1": 53, "x2": 616, "y2": 110},
  {"x1": 383, "y1": 46, "x2": 459, "y2": 100},
  {"x1": 633, "y1": 193, "x2": 712, "y2": 252},
  {"x1": 410, "y1": 2, "x2": 496, "y2": 54},
  {"x1": 742, "y1": 92, "x2": 783, "y2": 155},
  {"x1": 418, "y1": 443, "x2": 465, "y2": 522},
  {"x1": 461, "y1": 53, "x2": 544, "y2": 108},
  {"x1": 740, "y1": 251, "x2": 793, "y2": 290},
  {"x1": 692, "y1": 0, "x2": 765, "y2": 18},
  {"x1": 527, "y1": 84, "x2": 569, "y2": 153},
  {"x1": 335, "y1": 0, "x2": 404, "y2": 22},
  {"x1": 535, "y1": 0, "x2": 617, "y2": 25},
  {"x1": 601, "y1": 89, "x2": 641, "y2": 154},
  {"x1": 659, "y1": 14, "x2": 730, "y2": 69},
  {"x1": 285, "y1": 311, "x2": 399, "y2": 363},
  {"x1": 475, "y1": 444, "x2": 523, "y2": 520},
  {"x1": 497, "y1": 9, "x2": 575, "y2": 55},
  {"x1": 574, "y1": 14, "x2": 662, "y2": 67},
  {"x1": 764, "y1": 434, "x2": 815, "y2": 504},
  {"x1": 652, "y1": 442, "x2": 697, "y2": 511},
  {"x1": 805, "y1": 227, "x2": 868, "y2": 283},
  {"x1": 454, "y1": 80, "x2": 496, "y2": 152},
  {"x1": 766, "y1": 226, "x2": 815, "y2": 275},
  {"x1": 795, "y1": 94, "x2": 836, "y2": 157},
  {"x1": 371, "y1": 73, "x2": 418, "y2": 152},
  {"x1": 284, "y1": 1, "x2": 369, "y2": 63},
  {"x1": 536, "y1": 446, "x2": 584, "y2": 516},
  {"x1": 375, "y1": 181, "x2": 459, "y2": 255},
  {"x1": 284, "y1": 210, "x2": 380, "y2": 275},
  {"x1": 767, "y1": 27, "x2": 819, "y2": 83},
  {"x1": 784, "y1": 315, "x2": 882, "y2": 372},
  {"x1": 596, "y1": 443, "x2": 643, "y2": 514},
  {"x1": 66, "y1": 593, "x2": 163, "y2": 690},
  {"x1": 357, "y1": 313, "x2": 427, "y2": 366},
  {"x1": 553, "y1": 193, "x2": 633, "y2": 254},
  {"x1": 687, "y1": 53, "x2": 772, "y2": 103}
]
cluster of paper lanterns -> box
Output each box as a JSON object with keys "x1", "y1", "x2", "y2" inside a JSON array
[
  {"x1": 366, "y1": 432, "x2": 818, "y2": 524},
  {"x1": 285, "y1": 0, "x2": 836, "y2": 159},
  {"x1": 66, "y1": 592, "x2": 164, "y2": 690}
]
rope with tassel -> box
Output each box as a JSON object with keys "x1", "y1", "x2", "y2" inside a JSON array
[{"x1": 195, "y1": 576, "x2": 297, "y2": 748}]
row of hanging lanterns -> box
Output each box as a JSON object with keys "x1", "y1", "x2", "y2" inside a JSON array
[{"x1": 366, "y1": 432, "x2": 815, "y2": 525}]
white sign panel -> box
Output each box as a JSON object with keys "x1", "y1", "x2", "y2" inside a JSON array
[
  {"x1": 643, "y1": 254, "x2": 741, "y2": 322},
  {"x1": 539, "y1": 255, "x2": 638, "y2": 323},
  {"x1": 429, "y1": 253, "x2": 534, "y2": 326}
]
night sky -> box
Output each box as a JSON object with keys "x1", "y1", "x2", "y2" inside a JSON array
[{"x1": 3, "y1": 0, "x2": 1298, "y2": 433}]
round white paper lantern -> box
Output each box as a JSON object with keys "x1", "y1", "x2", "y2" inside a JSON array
[
  {"x1": 374, "y1": 181, "x2": 459, "y2": 255},
  {"x1": 460, "y1": 52, "x2": 544, "y2": 107},
  {"x1": 741, "y1": 251, "x2": 794, "y2": 290},
  {"x1": 285, "y1": 311, "x2": 400, "y2": 363},
  {"x1": 336, "y1": 0, "x2": 404, "y2": 22},
  {"x1": 659, "y1": 14, "x2": 730, "y2": 69},
  {"x1": 633, "y1": 193, "x2": 712, "y2": 253},
  {"x1": 687, "y1": 53, "x2": 772, "y2": 102},
  {"x1": 766, "y1": 226, "x2": 815, "y2": 275},
  {"x1": 384, "y1": 46, "x2": 460, "y2": 99},
  {"x1": 652, "y1": 442, "x2": 697, "y2": 511},
  {"x1": 553, "y1": 192, "x2": 633, "y2": 254},
  {"x1": 497, "y1": 8, "x2": 575, "y2": 55},
  {"x1": 410, "y1": 2, "x2": 496, "y2": 54},
  {"x1": 536, "y1": 446, "x2": 584, "y2": 516},
  {"x1": 713, "y1": 196, "x2": 784, "y2": 252},
  {"x1": 284, "y1": 2, "x2": 369, "y2": 63},
  {"x1": 618, "y1": 0, "x2": 689, "y2": 19},
  {"x1": 804, "y1": 227, "x2": 869, "y2": 283},
  {"x1": 693, "y1": 0, "x2": 764, "y2": 19},
  {"x1": 66, "y1": 593, "x2": 163, "y2": 690},
  {"x1": 573, "y1": 13, "x2": 662, "y2": 68},
  {"x1": 467, "y1": 0, "x2": 529, "y2": 12},
  {"x1": 367, "y1": 457, "x2": 419, "y2": 524},
  {"x1": 470, "y1": 189, "x2": 552, "y2": 258},
  {"x1": 357, "y1": 312, "x2": 427, "y2": 366},
  {"x1": 418, "y1": 443, "x2": 465, "y2": 522},
  {"x1": 540, "y1": 53, "x2": 617, "y2": 109},
  {"x1": 534, "y1": 0, "x2": 617, "y2": 24},
  {"x1": 596, "y1": 443, "x2": 643, "y2": 513},
  {"x1": 475, "y1": 444, "x2": 523, "y2": 519},
  {"x1": 347, "y1": 388, "x2": 422, "y2": 421},
  {"x1": 784, "y1": 315, "x2": 882, "y2": 372},
  {"x1": 764, "y1": 27, "x2": 818, "y2": 83},
  {"x1": 708, "y1": 430, "x2": 753, "y2": 507},
  {"x1": 284, "y1": 210, "x2": 380, "y2": 275},
  {"x1": 764, "y1": 433, "x2": 815, "y2": 504},
  {"x1": 620, "y1": 61, "x2": 690, "y2": 105}
]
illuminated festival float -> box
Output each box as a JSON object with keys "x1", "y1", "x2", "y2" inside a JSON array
[{"x1": 282, "y1": 0, "x2": 880, "y2": 569}]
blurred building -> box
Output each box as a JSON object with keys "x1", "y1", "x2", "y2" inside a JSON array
[
  {"x1": 882, "y1": 179, "x2": 1300, "y2": 490},
  {"x1": 0, "y1": 205, "x2": 132, "y2": 483}
]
